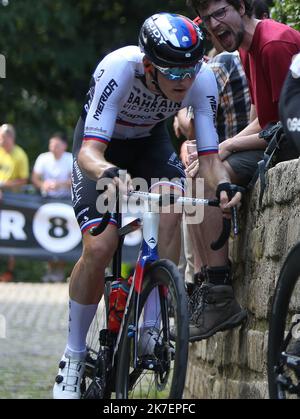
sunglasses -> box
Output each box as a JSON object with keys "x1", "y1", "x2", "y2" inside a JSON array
[{"x1": 153, "y1": 62, "x2": 202, "y2": 81}]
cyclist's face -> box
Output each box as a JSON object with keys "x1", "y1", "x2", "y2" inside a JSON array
[
  {"x1": 157, "y1": 71, "x2": 195, "y2": 102},
  {"x1": 199, "y1": 1, "x2": 246, "y2": 52}
]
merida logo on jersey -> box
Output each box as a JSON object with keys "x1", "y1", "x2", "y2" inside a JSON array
[
  {"x1": 93, "y1": 79, "x2": 118, "y2": 121},
  {"x1": 207, "y1": 95, "x2": 217, "y2": 124}
]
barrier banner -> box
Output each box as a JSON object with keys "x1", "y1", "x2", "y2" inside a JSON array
[{"x1": 0, "y1": 192, "x2": 141, "y2": 263}]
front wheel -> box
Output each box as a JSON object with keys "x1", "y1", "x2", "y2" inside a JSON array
[
  {"x1": 115, "y1": 259, "x2": 189, "y2": 399},
  {"x1": 81, "y1": 281, "x2": 111, "y2": 399},
  {"x1": 267, "y1": 243, "x2": 300, "y2": 399}
]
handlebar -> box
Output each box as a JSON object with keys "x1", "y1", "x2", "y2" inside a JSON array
[{"x1": 89, "y1": 191, "x2": 240, "y2": 250}]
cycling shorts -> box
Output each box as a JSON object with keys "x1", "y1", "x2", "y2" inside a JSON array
[{"x1": 71, "y1": 117, "x2": 185, "y2": 233}]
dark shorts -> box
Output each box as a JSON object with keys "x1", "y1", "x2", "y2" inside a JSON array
[
  {"x1": 226, "y1": 149, "x2": 265, "y2": 186},
  {"x1": 71, "y1": 118, "x2": 185, "y2": 233}
]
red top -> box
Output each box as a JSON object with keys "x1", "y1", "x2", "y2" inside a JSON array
[{"x1": 239, "y1": 19, "x2": 300, "y2": 128}]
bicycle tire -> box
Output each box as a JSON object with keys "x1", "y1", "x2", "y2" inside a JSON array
[
  {"x1": 267, "y1": 242, "x2": 300, "y2": 399},
  {"x1": 115, "y1": 259, "x2": 189, "y2": 399},
  {"x1": 81, "y1": 281, "x2": 111, "y2": 399}
]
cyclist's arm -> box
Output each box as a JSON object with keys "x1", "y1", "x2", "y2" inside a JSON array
[
  {"x1": 197, "y1": 153, "x2": 240, "y2": 209},
  {"x1": 78, "y1": 53, "x2": 133, "y2": 180},
  {"x1": 78, "y1": 140, "x2": 111, "y2": 181}
]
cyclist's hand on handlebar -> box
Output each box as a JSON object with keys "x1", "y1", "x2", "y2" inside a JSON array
[
  {"x1": 97, "y1": 166, "x2": 133, "y2": 199},
  {"x1": 216, "y1": 183, "x2": 244, "y2": 212}
]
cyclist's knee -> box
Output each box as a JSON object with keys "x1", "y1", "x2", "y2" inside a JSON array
[{"x1": 83, "y1": 232, "x2": 118, "y2": 267}]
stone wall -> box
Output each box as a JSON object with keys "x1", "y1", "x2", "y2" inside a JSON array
[{"x1": 185, "y1": 158, "x2": 300, "y2": 399}]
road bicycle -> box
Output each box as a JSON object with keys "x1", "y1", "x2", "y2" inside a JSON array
[
  {"x1": 267, "y1": 242, "x2": 300, "y2": 399},
  {"x1": 79, "y1": 190, "x2": 235, "y2": 399}
]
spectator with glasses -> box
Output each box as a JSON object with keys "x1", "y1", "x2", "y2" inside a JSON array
[{"x1": 184, "y1": 0, "x2": 300, "y2": 342}]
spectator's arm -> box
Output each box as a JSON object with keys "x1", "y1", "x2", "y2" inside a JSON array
[
  {"x1": 31, "y1": 170, "x2": 44, "y2": 191},
  {"x1": 218, "y1": 106, "x2": 265, "y2": 160},
  {"x1": 218, "y1": 132, "x2": 266, "y2": 161},
  {"x1": 249, "y1": 104, "x2": 257, "y2": 123},
  {"x1": 1, "y1": 178, "x2": 28, "y2": 189}
]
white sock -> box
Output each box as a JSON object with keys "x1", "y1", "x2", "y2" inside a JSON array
[
  {"x1": 142, "y1": 288, "x2": 161, "y2": 330},
  {"x1": 65, "y1": 299, "x2": 98, "y2": 360}
]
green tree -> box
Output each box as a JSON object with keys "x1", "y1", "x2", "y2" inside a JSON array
[
  {"x1": 0, "y1": 0, "x2": 188, "y2": 163},
  {"x1": 272, "y1": 0, "x2": 300, "y2": 30}
]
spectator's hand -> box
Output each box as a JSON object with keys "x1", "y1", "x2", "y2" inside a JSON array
[
  {"x1": 185, "y1": 158, "x2": 199, "y2": 178},
  {"x1": 173, "y1": 115, "x2": 182, "y2": 138},
  {"x1": 42, "y1": 180, "x2": 57, "y2": 192},
  {"x1": 216, "y1": 183, "x2": 243, "y2": 216},
  {"x1": 218, "y1": 138, "x2": 235, "y2": 161},
  {"x1": 180, "y1": 142, "x2": 189, "y2": 167}
]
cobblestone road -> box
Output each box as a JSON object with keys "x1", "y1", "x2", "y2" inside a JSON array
[{"x1": 0, "y1": 283, "x2": 69, "y2": 399}]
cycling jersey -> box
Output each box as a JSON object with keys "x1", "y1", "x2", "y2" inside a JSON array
[{"x1": 80, "y1": 46, "x2": 219, "y2": 156}]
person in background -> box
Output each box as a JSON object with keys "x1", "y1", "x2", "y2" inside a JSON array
[
  {"x1": 183, "y1": 0, "x2": 300, "y2": 342},
  {"x1": 32, "y1": 133, "x2": 72, "y2": 199},
  {"x1": 32, "y1": 132, "x2": 73, "y2": 282},
  {"x1": 252, "y1": 0, "x2": 270, "y2": 19},
  {"x1": 175, "y1": 24, "x2": 251, "y2": 288},
  {"x1": 0, "y1": 123, "x2": 29, "y2": 282}
]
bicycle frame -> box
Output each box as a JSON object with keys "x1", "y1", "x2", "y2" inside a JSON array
[
  {"x1": 87, "y1": 189, "x2": 241, "y2": 396},
  {"x1": 111, "y1": 197, "x2": 162, "y2": 372}
]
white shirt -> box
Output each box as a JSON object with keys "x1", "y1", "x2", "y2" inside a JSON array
[{"x1": 33, "y1": 152, "x2": 73, "y2": 198}]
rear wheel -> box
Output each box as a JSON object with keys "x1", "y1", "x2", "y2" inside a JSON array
[
  {"x1": 115, "y1": 259, "x2": 189, "y2": 399},
  {"x1": 268, "y1": 243, "x2": 300, "y2": 399}
]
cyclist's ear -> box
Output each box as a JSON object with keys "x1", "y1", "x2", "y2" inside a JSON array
[{"x1": 143, "y1": 57, "x2": 153, "y2": 72}]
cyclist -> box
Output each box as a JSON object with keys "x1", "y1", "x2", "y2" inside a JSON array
[
  {"x1": 53, "y1": 12, "x2": 241, "y2": 399},
  {"x1": 184, "y1": 0, "x2": 300, "y2": 342}
]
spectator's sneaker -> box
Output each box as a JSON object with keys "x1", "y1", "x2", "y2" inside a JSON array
[
  {"x1": 189, "y1": 283, "x2": 247, "y2": 342},
  {"x1": 53, "y1": 354, "x2": 85, "y2": 399},
  {"x1": 0, "y1": 271, "x2": 14, "y2": 282},
  {"x1": 138, "y1": 327, "x2": 161, "y2": 357}
]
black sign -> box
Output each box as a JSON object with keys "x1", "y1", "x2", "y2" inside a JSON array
[{"x1": 0, "y1": 192, "x2": 141, "y2": 263}]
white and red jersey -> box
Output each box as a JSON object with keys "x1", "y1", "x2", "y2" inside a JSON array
[{"x1": 82, "y1": 46, "x2": 219, "y2": 156}]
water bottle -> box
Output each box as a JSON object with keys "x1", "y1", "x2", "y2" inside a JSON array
[{"x1": 108, "y1": 276, "x2": 132, "y2": 333}]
